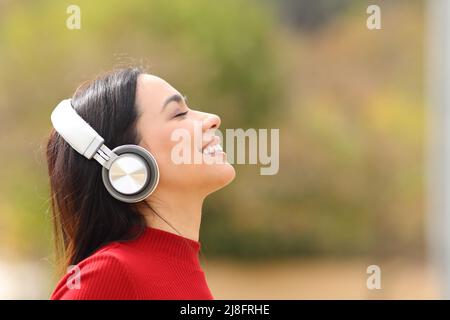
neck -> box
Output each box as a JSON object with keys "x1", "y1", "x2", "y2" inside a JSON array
[{"x1": 139, "y1": 189, "x2": 205, "y2": 242}]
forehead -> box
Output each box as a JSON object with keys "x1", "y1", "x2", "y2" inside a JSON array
[{"x1": 136, "y1": 74, "x2": 179, "y2": 114}]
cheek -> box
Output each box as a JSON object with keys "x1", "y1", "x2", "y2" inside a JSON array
[
  {"x1": 142, "y1": 123, "x2": 195, "y2": 186},
  {"x1": 139, "y1": 123, "x2": 170, "y2": 169},
  {"x1": 141, "y1": 126, "x2": 171, "y2": 161}
]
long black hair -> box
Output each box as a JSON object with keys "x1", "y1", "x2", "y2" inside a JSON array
[{"x1": 46, "y1": 68, "x2": 147, "y2": 274}]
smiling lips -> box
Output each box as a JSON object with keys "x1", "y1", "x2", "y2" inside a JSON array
[{"x1": 201, "y1": 136, "x2": 223, "y2": 156}]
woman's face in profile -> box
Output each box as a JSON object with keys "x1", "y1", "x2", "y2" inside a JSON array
[{"x1": 135, "y1": 74, "x2": 235, "y2": 196}]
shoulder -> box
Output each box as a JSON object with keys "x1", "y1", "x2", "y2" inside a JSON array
[{"x1": 50, "y1": 243, "x2": 138, "y2": 300}]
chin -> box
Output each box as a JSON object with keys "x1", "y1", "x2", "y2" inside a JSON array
[{"x1": 203, "y1": 162, "x2": 236, "y2": 195}]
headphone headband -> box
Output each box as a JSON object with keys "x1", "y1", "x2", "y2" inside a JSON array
[
  {"x1": 51, "y1": 99, "x2": 105, "y2": 159},
  {"x1": 51, "y1": 99, "x2": 118, "y2": 169}
]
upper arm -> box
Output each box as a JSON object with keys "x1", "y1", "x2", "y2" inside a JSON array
[{"x1": 51, "y1": 254, "x2": 137, "y2": 300}]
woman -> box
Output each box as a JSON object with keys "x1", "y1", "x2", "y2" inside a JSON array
[{"x1": 47, "y1": 67, "x2": 235, "y2": 299}]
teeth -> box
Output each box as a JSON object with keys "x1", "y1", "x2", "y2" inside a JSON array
[{"x1": 203, "y1": 144, "x2": 223, "y2": 155}]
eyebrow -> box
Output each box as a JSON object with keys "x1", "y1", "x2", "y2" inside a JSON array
[{"x1": 161, "y1": 93, "x2": 188, "y2": 111}]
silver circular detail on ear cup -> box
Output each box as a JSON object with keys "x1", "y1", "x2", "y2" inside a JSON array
[
  {"x1": 102, "y1": 145, "x2": 159, "y2": 203},
  {"x1": 108, "y1": 154, "x2": 149, "y2": 195}
]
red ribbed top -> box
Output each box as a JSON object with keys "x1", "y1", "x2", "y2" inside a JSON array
[{"x1": 50, "y1": 226, "x2": 214, "y2": 300}]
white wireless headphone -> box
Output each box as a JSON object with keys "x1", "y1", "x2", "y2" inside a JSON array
[{"x1": 50, "y1": 99, "x2": 159, "y2": 203}]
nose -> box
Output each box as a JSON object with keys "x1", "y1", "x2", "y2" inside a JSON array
[{"x1": 202, "y1": 113, "x2": 221, "y2": 131}]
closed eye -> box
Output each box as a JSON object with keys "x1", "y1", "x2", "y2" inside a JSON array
[{"x1": 174, "y1": 110, "x2": 189, "y2": 118}]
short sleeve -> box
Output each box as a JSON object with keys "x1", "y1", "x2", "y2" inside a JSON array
[{"x1": 51, "y1": 253, "x2": 138, "y2": 300}]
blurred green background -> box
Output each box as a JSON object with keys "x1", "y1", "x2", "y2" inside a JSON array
[{"x1": 0, "y1": 0, "x2": 428, "y2": 298}]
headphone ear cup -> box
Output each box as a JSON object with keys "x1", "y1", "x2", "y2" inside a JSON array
[{"x1": 102, "y1": 145, "x2": 159, "y2": 203}]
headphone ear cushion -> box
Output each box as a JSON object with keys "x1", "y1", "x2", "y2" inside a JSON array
[{"x1": 102, "y1": 145, "x2": 159, "y2": 203}]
